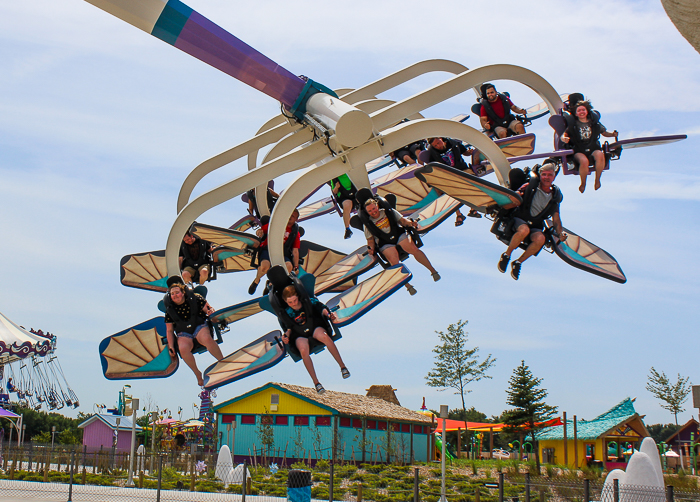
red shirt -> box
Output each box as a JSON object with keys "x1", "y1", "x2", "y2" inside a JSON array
[
  {"x1": 260, "y1": 223, "x2": 301, "y2": 249},
  {"x1": 480, "y1": 96, "x2": 513, "y2": 127}
]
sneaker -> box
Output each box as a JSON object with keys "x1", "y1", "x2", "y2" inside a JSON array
[
  {"x1": 467, "y1": 209, "x2": 482, "y2": 218},
  {"x1": 344, "y1": 227, "x2": 353, "y2": 239},
  {"x1": 511, "y1": 261, "x2": 521, "y2": 280},
  {"x1": 315, "y1": 383, "x2": 326, "y2": 394},
  {"x1": 248, "y1": 281, "x2": 258, "y2": 295},
  {"x1": 497, "y1": 253, "x2": 510, "y2": 273},
  {"x1": 431, "y1": 272, "x2": 441, "y2": 282},
  {"x1": 341, "y1": 367, "x2": 350, "y2": 379},
  {"x1": 406, "y1": 284, "x2": 417, "y2": 296}
]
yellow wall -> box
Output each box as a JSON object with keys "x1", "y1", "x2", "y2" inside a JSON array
[
  {"x1": 539, "y1": 439, "x2": 605, "y2": 468},
  {"x1": 216, "y1": 387, "x2": 332, "y2": 416}
]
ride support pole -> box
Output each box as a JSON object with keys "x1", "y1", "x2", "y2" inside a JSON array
[
  {"x1": 413, "y1": 467, "x2": 419, "y2": 502},
  {"x1": 498, "y1": 472, "x2": 504, "y2": 502},
  {"x1": 583, "y1": 478, "x2": 589, "y2": 502},
  {"x1": 329, "y1": 460, "x2": 334, "y2": 502},
  {"x1": 525, "y1": 472, "x2": 531, "y2": 502},
  {"x1": 241, "y1": 459, "x2": 247, "y2": 502},
  {"x1": 67, "y1": 449, "x2": 74, "y2": 502}
]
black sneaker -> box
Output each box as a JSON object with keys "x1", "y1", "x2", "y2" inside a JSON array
[
  {"x1": 511, "y1": 261, "x2": 521, "y2": 280},
  {"x1": 315, "y1": 383, "x2": 326, "y2": 394},
  {"x1": 344, "y1": 227, "x2": 353, "y2": 239},
  {"x1": 497, "y1": 253, "x2": 510, "y2": 273},
  {"x1": 248, "y1": 281, "x2": 258, "y2": 295}
]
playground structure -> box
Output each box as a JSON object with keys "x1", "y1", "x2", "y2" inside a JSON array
[{"x1": 89, "y1": 0, "x2": 685, "y2": 388}]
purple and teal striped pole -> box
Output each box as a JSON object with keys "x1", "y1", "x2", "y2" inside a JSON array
[{"x1": 85, "y1": 0, "x2": 306, "y2": 108}]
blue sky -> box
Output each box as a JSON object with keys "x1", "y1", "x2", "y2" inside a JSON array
[{"x1": 1, "y1": 0, "x2": 699, "y2": 427}]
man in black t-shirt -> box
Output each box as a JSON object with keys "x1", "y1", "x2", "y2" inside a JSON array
[{"x1": 179, "y1": 232, "x2": 214, "y2": 286}]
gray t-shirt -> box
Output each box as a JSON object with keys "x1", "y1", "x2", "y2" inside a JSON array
[
  {"x1": 530, "y1": 187, "x2": 552, "y2": 217},
  {"x1": 364, "y1": 208, "x2": 405, "y2": 240}
]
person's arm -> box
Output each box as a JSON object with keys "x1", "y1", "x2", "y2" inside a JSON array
[
  {"x1": 366, "y1": 236, "x2": 376, "y2": 255},
  {"x1": 552, "y1": 211, "x2": 567, "y2": 241},
  {"x1": 601, "y1": 128, "x2": 618, "y2": 140},
  {"x1": 292, "y1": 248, "x2": 300, "y2": 271},
  {"x1": 202, "y1": 300, "x2": 215, "y2": 316},
  {"x1": 512, "y1": 104, "x2": 526, "y2": 115},
  {"x1": 331, "y1": 180, "x2": 340, "y2": 195},
  {"x1": 166, "y1": 323, "x2": 176, "y2": 357},
  {"x1": 480, "y1": 115, "x2": 491, "y2": 130}
]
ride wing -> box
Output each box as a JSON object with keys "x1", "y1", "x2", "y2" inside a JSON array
[
  {"x1": 120, "y1": 250, "x2": 168, "y2": 292},
  {"x1": 209, "y1": 297, "x2": 264, "y2": 326},
  {"x1": 202, "y1": 330, "x2": 286, "y2": 390},
  {"x1": 297, "y1": 196, "x2": 339, "y2": 222},
  {"x1": 229, "y1": 215, "x2": 259, "y2": 232},
  {"x1": 373, "y1": 164, "x2": 439, "y2": 216},
  {"x1": 99, "y1": 317, "x2": 178, "y2": 380},
  {"x1": 312, "y1": 246, "x2": 379, "y2": 295},
  {"x1": 409, "y1": 194, "x2": 462, "y2": 234},
  {"x1": 525, "y1": 93, "x2": 570, "y2": 121},
  {"x1": 472, "y1": 133, "x2": 537, "y2": 175},
  {"x1": 191, "y1": 222, "x2": 261, "y2": 250},
  {"x1": 325, "y1": 264, "x2": 413, "y2": 327},
  {"x1": 608, "y1": 135, "x2": 687, "y2": 150},
  {"x1": 547, "y1": 224, "x2": 627, "y2": 284},
  {"x1": 415, "y1": 163, "x2": 522, "y2": 213}
]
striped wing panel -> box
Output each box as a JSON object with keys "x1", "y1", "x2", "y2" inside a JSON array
[
  {"x1": 229, "y1": 215, "x2": 259, "y2": 232},
  {"x1": 326, "y1": 264, "x2": 412, "y2": 327},
  {"x1": 415, "y1": 164, "x2": 521, "y2": 211},
  {"x1": 202, "y1": 330, "x2": 285, "y2": 389},
  {"x1": 410, "y1": 194, "x2": 462, "y2": 234},
  {"x1": 210, "y1": 298, "x2": 264, "y2": 326},
  {"x1": 297, "y1": 197, "x2": 338, "y2": 222},
  {"x1": 609, "y1": 135, "x2": 687, "y2": 150},
  {"x1": 313, "y1": 247, "x2": 378, "y2": 295},
  {"x1": 211, "y1": 248, "x2": 255, "y2": 273},
  {"x1": 120, "y1": 250, "x2": 168, "y2": 292},
  {"x1": 474, "y1": 133, "x2": 537, "y2": 164},
  {"x1": 99, "y1": 317, "x2": 178, "y2": 380},
  {"x1": 525, "y1": 93, "x2": 569, "y2": 120},
  {"x1": 549, "y1": 225, "x2": 627, "y2": 284},
  {"x1": 191, "y1": 222, "x2": 260, "y2": 251}
]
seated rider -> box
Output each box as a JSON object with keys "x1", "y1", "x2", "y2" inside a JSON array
[
  {"x1": 248, "y1": 209, "x2": 301, "y2": 295},
  {"x1": 425, "y1": 137, "x2": 480, "y2": 223},
  {"x1": 360, "y1": 193, "x2": 441, "y2": 282},
  {"x1": 479, "y1": 83, "x2": 527, "y2": 139},
  {"x1": 329, "y1": 174, "x2": 357, "y2": 239},
  {"x1": 164, "y1": 277, "x2": 223, "y2": 386},
  {"x1": 278, "y1": 284, "x2": 349, "y2": 394},
  {"x1": 246, "y1": 181, "x2": 280, "y2": 220},
  {"x1": 179, "y1": 231, "x2": 214, "y2": 287},
  {"x1": 497, "y1": 162, "x2": 567, "y2": 280},
  {"x1": 391, "y1": 141, "x2": 424, "y2": 166},
  {"x1": 561, "y1": 100, "x2": 618, "y2": 193}
]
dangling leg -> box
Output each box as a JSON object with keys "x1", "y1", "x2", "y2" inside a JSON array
[
  {"x1": 195, "y1": 325, "x2": 223, "y2": 361},
  {"x1": 177, "y1": 337, "x2": 203, "y2": 386},
  {"x1": 575, "y1": 153, "x2": 590, "y2": 193},
  {"x1": 294, "y1": 338, "x2": 320, "y2": 386},
  {"x1": 312, "y1": 327, "x2": 346, "y2": 370},
  {"x1": 592, "y1": 150, "x2": 605, "y2": 190}
]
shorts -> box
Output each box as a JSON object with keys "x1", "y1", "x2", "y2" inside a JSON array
[
  {"x1": 512, "y1": 218, "x2": 543, "y2": 235},
  {"x1": 176, "y1": 323, "x2": 208, "y2": 340},
  {"x1": 259, "y1": 249, "x2": 293, "y2": 263},
  {"x1": 183, "y1": 264, "x2": 209, "y2": 279},
  {"x1": 335, "y1": 190, "x2": 357, "y2": 205},
  {"x1": 493, "y1": 120, "x2": 521, "y2": 136},
  {"x1": 378, "y1": 232, "x2": 409, "y2": 253}
]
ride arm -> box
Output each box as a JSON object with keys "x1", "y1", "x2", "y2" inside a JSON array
[
  {"x1": 166, "y1": 323, "x2": 176, "y2": 356},
  {"x1": 552, "y1": 212, "x2": 567, "y2": 241}
]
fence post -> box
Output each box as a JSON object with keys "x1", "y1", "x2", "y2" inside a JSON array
[
  {"x1": 667, "y1": 484, "x2": 674, "y2": 502},
  {"x1": 613, "y1": 478, "x2": 619, "y2": 502},
  {"x1": 498, "y1": 472, "x2": 504, "y2": 502},
  {"x1": 241, "y1": 458, "x2": 247, "y2": 502},
  {"x1": 329, "y1": 459, "x2": 334, "y2": 502},
  {"x1": 68, "y1": 449, "x2": 75, "y2": 502},
  {"x1": 413, "y1": 467, "x2": 419, "y2": 502},
  {"x1": 357, "y1": 483, "x2": 363, "y2": 502},
  {"x1": 156, "y1": 456, "x2": 163, "y2": 502},
  {"x1": 584, "y1": 478, "x2": 589, "y2": 502},
  {"x1": 525, "y1": 472, "x2": 530, "y2": 502}
]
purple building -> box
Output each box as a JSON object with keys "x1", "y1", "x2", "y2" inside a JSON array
[
  {"x1": 78, "y1": 414, "x2": 141, "y2": 453},
  {"x1": 665, "y1": 418, "x2": 700, "y2": 470}
]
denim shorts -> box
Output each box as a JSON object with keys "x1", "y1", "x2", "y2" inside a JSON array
[{"x1": 176, "y1": 323, "x2": 208, "y2": 339}]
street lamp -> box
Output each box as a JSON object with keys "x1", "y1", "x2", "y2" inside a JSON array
[
  {"x1": 150, "y1": 411, "x2": 158, "y2": 474},
  {"x1": 127, "y1": 398, "x2": 140, "y2": 487},
  {"x1": 51, "y1": 426, "x2": 56, "y2": 448}
]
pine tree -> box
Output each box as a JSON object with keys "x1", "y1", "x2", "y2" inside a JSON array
[
  {"x1": 425, "y1": 320, "x2": 496, "y2": 412},
  {"x1": 502, "y1": 361, "x2": 558, "y2": 472}
]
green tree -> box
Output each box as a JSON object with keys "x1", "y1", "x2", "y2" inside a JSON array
[
  {"x1": 425, "y1": 320, "x2": 496, "y2": 411},
  {"x1": 256, "y1": 409, "x2": 275, "y2": 461},
  {"x1": 646, "y1": 367, "x2": 692, "y2": 425},
  {"x1": 646, "y1": 423, "x2": 681, "y2": 445},
  {"x1": 502, "y1": 361, "x2": 558, "y2": 472}
]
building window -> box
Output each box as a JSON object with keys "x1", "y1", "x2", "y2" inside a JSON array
[
  {"x1": 378, "y1": 421, "x2": 387, "y2": 431},
  {"x1": 261, "y1": 415, "x2": 273, "y2": 425},
  {"x1": 391, "y1": 423, "x2": 400, "y2": 432},
  {"x1": 366, "y1": 420, "x2": 376, "y2": 430},
  {"x1": 339, "y1": 418, "x2": 351, "y2": 428},
  {"x1": 222, "y1": 415, "x2": 236, "y2": 424},
  {"x1": 413, "y1": 425, "x2": 423, "y2": 434},
  {"x1": 352, "y1": 419, "x2": 362, "y2": 428},
  {"x1": 241, "y1": 415, "x2": 256, "y2": 425},
  {"x1": 274, "y1": 416, "x2": 288, "y2": 426},
  {"x1": 316, "y1": 416, "x2": 331, "y2": 427},
  {"x1": 401, "y1": 424, "x2": 410, "y2": 433},
  {"x1": 294, "y1": 416, "x2": 309, "y2": 426}
]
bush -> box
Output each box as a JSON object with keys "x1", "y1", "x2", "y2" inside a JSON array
[{"x1": 315, "y1": 459, "x2": 330, "y2": 472}]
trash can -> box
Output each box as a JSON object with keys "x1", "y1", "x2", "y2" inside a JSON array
[{"x1": 287, "y1": 469, "x2": 311, "y2": 502}]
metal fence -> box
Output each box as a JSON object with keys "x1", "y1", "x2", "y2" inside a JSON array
[{"x1": 0, "y1": 447, "x2": 698, "y2": 502}]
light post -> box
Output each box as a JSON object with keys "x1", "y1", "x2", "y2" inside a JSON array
[
  {"x1": 150, "y1": 411, "x2": 158, "y2": 474},
  {"x1": 439, "y1": 405, "x2": 448, "y2": 502},
  {"x1": 51, "y1": 426, "x2": 56, "y2": 448},
  {"x1": 127, "y1": 398, "x2": 140, "y2": 486},
  {"x1": 21, "y1": 424, "x2": 26, "y2": 445}
]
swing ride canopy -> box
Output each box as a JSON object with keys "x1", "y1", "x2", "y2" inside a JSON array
[{"x1": 0, "y1": 312, "x2": 52, "y2": 364}]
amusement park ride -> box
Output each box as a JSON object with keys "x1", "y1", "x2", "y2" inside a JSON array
[{"x1": 92, "y1": 0, "x2": 685, "y2": 390}]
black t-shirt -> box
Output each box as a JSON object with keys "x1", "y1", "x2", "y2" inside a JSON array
[
  {"x1": 164, "y1": 293, "x2": 207, "y2": 324},
  {"x1": 427, "y1": 139, "x2": 470, "y2": 171}
]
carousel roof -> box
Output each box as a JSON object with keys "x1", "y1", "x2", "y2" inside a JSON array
[{"x1": 0, "y1": 312, "x2": 52, "y2": 364}]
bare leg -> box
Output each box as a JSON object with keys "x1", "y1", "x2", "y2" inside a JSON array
[
  {"x1": 592, "y1": 150, "x2": 605, "y2": 190},
  {"x1": 312, "y1": 327, "x2": 345, "y2": 369},
  {"x1": 182, "y1": 269, "x2": 193, "y2": 284},
  {"x1": 516, "y1": 232, "x2": 545, "y2": 263},
  {"x1": 575, "y1": 153, "x2": 590, "y2": 193},
  {"x1": 195, "y1": 326, "x2": 224, "y2": 361},
  {"x1": 399, "y1": 237, "x2": 438, "y2": 275},
  {"x1": 253, "y1": 259, "x2": 270, "y2": 285},
  {"x1": 505, "y1": 224, "x2": 530, "y2": 257},
  {"x1": 198, "y1": 266, "x2": 209, "y2": 286},
  {"x1": 177, "y1": 337, "x2": 203, "y2": 386},
  {"x1": 381, "y1": 246, "x2": 401, "y2": 266},
  {"x1": 295, "y1": 338, "x2": 320, "y2": 386},
  {"x1": 512, "y1": 121, "x2": 525, "y2": 135},
  {"x1": 341, "y1": 199, "x2": 353, "y2": 229}
]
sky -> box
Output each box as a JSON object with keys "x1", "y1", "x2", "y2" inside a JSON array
[{"x1": 1, "y1": 0, "x2": 699, "y2": 428}]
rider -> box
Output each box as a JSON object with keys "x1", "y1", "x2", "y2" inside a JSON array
[
  {"x1": 329, "y1": 174, "x2": 357, "y2": 239},
  {"x1": 561, "y1": 99, "x2": 618, "y2": 193},
  {"x1": 164, "y1": 277, "x2": 223, "y2": 386},
  {"x1": 424, "y1": 137, "x2": 479, "y2": 223},
  {"x1": 246, "y1": 181, "x2": 280, "y2": 220},
  {"x1": 179, "y1": 231, "x2": 213, "y2": 287},
  {"x1": 248, "y1": 209, "x2": 301, "y2": 295},
  {"x1": 479, "y1": 83, "x2": 527, "y2": 139},
  {"x1": 391, "y1": 141, "x2": 425, "y2": 165},
  {"x1": 360, "y1": 193, "x2": 441, "y2": 281},
  {"x1": 278, "y1": 284, "x2": 349, "y2": 394},
  {"x1": 497, "y1": 162, "x2": 567, "y2": 280}
]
